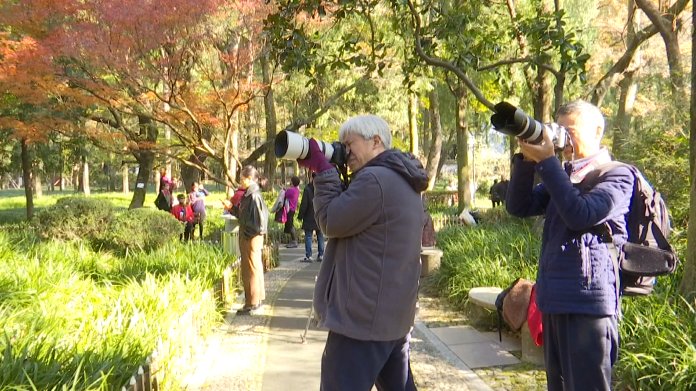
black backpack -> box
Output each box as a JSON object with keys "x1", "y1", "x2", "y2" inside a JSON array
[{"x1": 588, "y1": 162, "x2": 678, "y2": 296}]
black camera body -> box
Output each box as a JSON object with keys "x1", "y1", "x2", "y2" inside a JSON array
[
  {"x1": 490, "y1": 101, "x2": 567, "y2": 150},
  {"x1": 274, "y1": 130, "x2": 348, "y2": 166}
]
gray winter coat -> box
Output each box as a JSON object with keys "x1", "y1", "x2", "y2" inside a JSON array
[{"x1": 312, "y1": 149, "x2": 428, "y2": 341}]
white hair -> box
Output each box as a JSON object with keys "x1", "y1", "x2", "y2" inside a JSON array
[
  {"x1": 339, "y1": 114, "x2": 392, "y2": 149},
  {"x1": 556, "y1": 100, "x2": 605, "y2": 137}
]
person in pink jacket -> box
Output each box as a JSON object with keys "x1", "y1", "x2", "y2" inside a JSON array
[{"x1": 283, "y1": 176, "x2": 301, "y2": 248}]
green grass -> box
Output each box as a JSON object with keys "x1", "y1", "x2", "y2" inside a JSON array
[
  {"x1": 0, "y1": 192, "x2": 237, "y2": 390},
  {"x1": 0, "y1": 233, "x2": 230, "y2": 390},
  {"x1": 434, "y1": 210, "x2": 541, "y2": 308}
]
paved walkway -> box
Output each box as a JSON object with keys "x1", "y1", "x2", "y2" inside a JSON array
[{"x1": 186, "y1": 246, "x2": 539, "y2": 390}]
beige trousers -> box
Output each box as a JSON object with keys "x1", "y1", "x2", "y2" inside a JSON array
[{"x1": 239, "y1": 235, "x2": 266, "y2": 307}]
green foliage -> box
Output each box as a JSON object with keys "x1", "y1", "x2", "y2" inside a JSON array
[
  {"x1": 616, "y1": 295, "x2": 696, "y2": 390},
  {"x1": 619, "y1": 111, "x2": 690, "y2": 229},
  {"x1": 433, "y1": 211, "x2": 541, "y2": 308},
  {"x1": 436, "y1": 210, "x2": 695, "y2": 389},
  {"x1": 0, "y1": 228, "x2": 228, "y2": 390},
  {"x1": 33, "y1": 197, "x2": 115, "y2": 242},
  {"x1": 94, "y1": 208, "x2": 181, "y2": 254}
]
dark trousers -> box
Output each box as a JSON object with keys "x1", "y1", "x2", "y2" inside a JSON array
[
  {"x1": 321, "y1": 331, "x2": 417, "y2": 391},
  {"x1": 542, "y1": 313, "x2": 618, "y2": 391},
  {"x1": 181, "y1": 222, "x2": 194, "y2": 241},
  {"x1": 284, "y1": 210, "x2": 297, "y2": 242}
]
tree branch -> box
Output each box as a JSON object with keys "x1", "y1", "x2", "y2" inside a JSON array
[{"x1": 405, "y1": 0, "x2": 493, "y2": 110}]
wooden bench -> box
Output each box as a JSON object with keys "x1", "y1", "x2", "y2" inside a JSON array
[{"x1": 468, "y1": 287, "x2": 544, "y2": 366}]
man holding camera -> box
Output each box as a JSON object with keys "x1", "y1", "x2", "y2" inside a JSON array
[
  {"x1": 297, "y1": 114, "x2": 428, "y2": 391},
  {"x1": 505, "y1": 100, "x2": 634, "y2": 390}
]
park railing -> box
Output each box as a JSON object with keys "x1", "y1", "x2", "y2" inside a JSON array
[{"x1": 431, "y1": 214, "x2": 467, "y2": 232}]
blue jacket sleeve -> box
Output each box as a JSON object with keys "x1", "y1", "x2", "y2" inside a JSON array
[
  {"x1": 536, "y1": 157, "x2": 633, "y2": 231},
  {"x1": 506, "y1": 154, "x2": 549, "y2": 217}
]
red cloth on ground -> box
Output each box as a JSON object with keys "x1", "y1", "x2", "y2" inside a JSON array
[
  {"x1": 527, "y1": 285, "x2": 543, "y2": 346},
  {"x1": 171, "y1": 204, "x2": 194, "y2": 223}
]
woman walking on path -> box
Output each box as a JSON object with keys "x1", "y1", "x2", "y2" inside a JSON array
[
  {"x1": 298, "y1": 173, "x2": 324, "y2": 262},
  {"x1": 283, "y1": 176, "x2": 301, "y2": 248},
  {"x1": 235, "y1": 166, "x2": 269, "y2": 315}
]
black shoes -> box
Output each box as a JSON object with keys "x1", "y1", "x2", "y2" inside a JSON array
[{"x1": 236, "y1": 303, "x2": 263, "y2": 315}]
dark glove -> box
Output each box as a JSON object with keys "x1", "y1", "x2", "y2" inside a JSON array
[{"x1": 298, "y1": 139, "x2": 334, "y2": 173}]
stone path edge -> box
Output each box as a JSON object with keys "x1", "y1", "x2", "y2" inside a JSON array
[{"x1": 413, "y1": 321, "x2": 493, "y2": 391}]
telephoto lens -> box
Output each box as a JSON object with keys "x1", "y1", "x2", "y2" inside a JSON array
[
  {"x1": 274, "y1": 130, "x2": 347, "y2": 165},
  {"x1": 490, "y1": 101, "x2": 545, "y2": 144}
]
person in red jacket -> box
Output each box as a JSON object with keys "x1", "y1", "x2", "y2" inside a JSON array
[{"x1": 171, "y1": 194, "x2": 194, "y2": 241}]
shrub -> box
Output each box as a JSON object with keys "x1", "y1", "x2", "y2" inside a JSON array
[
  {"x1": 94, "y1": 208, "x2": 182, "y2": 254},
  {"x1": 434, "y1": 212, "x2": 540, "y2": 308},
  {"x1": 33, "y1": 197, "x2": 115, "y2": 242}
]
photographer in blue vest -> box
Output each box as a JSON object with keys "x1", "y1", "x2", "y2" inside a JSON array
[{"x1": 505, "y1": 101, "x2": 634, "y2": 390}]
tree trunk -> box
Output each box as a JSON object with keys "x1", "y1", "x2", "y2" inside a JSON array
[
  {"x1": 81, "y1": 155, "x2": 90, "y2": 195},
  {"x1": 421, "y1": 104, "x2": 431, "y2": 155},
  {"x1": 129, "y1": 115, "x2": 159, "y2": 209},
  {"x1": 122, "y1": 163, "x2": 130, "y2": 194},
  {"x1": 21, "y1": 138, "x2": 34, "y2": 220},
  {"x1": 424, "y1": 87, "x2": 443, "y2": 190},
  {"x1": 34, "y1": 171, "x2": 42, "y2": 198},
  {"x1": 261, "y1": 51, "x2": 278, "y2": 186},
  {"x1": 455, "y1": 89, "x2": 473, "y2": 211},
  {"x1": 129, "y1": 152, "x2": 154, "y2": 209},
  {"x1": 613, "y1": 72, "x2": 639, "y2": 159},
  {"x1": 613, "y1": 0, "x2": 642, "y2": 159},
  {"x1": 408, "y1": 92, "x2": 419, "y2": 156},
  {"x1": 154, "y1": 169, "x2": 162, "y2": 196},
  {"x1": 533, "y1": 64, "x2": 553, "y2": 123},
  {"x1": 634, "y1": 0, "x2": 685, "y2": 99},
  {"x1": 678, "y1": 0, "x2": 696, "y2": 298}
]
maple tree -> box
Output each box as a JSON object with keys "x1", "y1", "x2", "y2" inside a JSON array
[{"x1": 1, "y1": 0, "x2": 274, "y2": 208}]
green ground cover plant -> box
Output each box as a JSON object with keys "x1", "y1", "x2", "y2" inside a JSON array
[
  {"x1": 434, "y1": 209, "x2": 694, "y2": 390},
  {"x1": 0, "y1": 192, "x2": 238, "y2": 390}
]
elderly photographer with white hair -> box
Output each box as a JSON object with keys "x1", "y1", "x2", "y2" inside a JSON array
[
  {"x1": 298, "y1": 114, "x2": 428, "y2": 391},
  {"x1": 506, "y1": 100, "x2": 634, "y2": 391}
]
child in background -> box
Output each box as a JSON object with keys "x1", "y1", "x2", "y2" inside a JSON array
[{"x1": 171, "y1": 193, "x2": 194, "y2": 241}]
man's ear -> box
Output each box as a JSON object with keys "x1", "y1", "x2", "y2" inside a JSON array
[
  {"x1": 595, "y1": 126, "x2": 604, "y2": 141},
  {"x1": 372, "y1": 135, "x2": 383, "y2": 149}
]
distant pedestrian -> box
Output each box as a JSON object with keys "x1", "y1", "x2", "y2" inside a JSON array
[
  {"x1": 298, "y1": 173, "x2": 324, "y2": 262},
  {"x1": 171, "y1": 193, "x2": 194, "y2": 241},
  {"x1": 283, "y1": 176, "x2": 300, "y2": 248},
  {"x1": 490, "y1": 178, "x2": 509, "y2": 208},
  {"x1": 234, "y1": 166, "x2": 269, "y2": 315},
  {"x1": 155, "y1": 168, "x2": 174, "y2": 212},
  {"x1": 189, "y1": 181, "x2": 209, "y2": 240}
]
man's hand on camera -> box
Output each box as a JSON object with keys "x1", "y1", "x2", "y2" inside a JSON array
[
  {"x1": 518, "y1": 130, "x2": 555, "y2": 163},
  {"x1": 298, "y1": 139, "x2": 334, "y2": 173}
]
